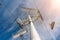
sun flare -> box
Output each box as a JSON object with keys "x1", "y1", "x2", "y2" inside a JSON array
[
  {"x1": 51, "y1": 0, "x2": 60, "y2": 9},
  {"x1": 54, "y1": 0, "x2": 60, "y2": 4}
]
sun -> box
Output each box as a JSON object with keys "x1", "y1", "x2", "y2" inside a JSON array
[
  {"x1": 51, "y1": 0, "x2": 60, "y2": 9},
  {"x1": 54, "y1": 0, "x2": 60, "y2": 5}
]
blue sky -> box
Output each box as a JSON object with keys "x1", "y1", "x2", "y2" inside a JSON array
[{"x1": 0, "y1": 0, "x2": 60, "y2": 40}]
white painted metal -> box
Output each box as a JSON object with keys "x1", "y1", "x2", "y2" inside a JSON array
[
  {"x1": 28, "y1": 15, "x2": 41, "y2": 40},
  {"x1": 13, "y1": 29, "x2": 27, "y2": 39}
]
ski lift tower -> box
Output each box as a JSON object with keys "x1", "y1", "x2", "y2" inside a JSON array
[
  {"x1": 14, "y1": 7, "x2": 43, "y2": 40},
  {"x1": 19, "y1": 7, "x2": 43, "y2": 40}
]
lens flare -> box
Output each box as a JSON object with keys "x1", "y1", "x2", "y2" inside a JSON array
[
  {"x1": 54, "y1": 0, "x2": 60, "y2": 5},
  {"x1": 51, "y1": 0, "x2": 60, "y2": 9}
]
